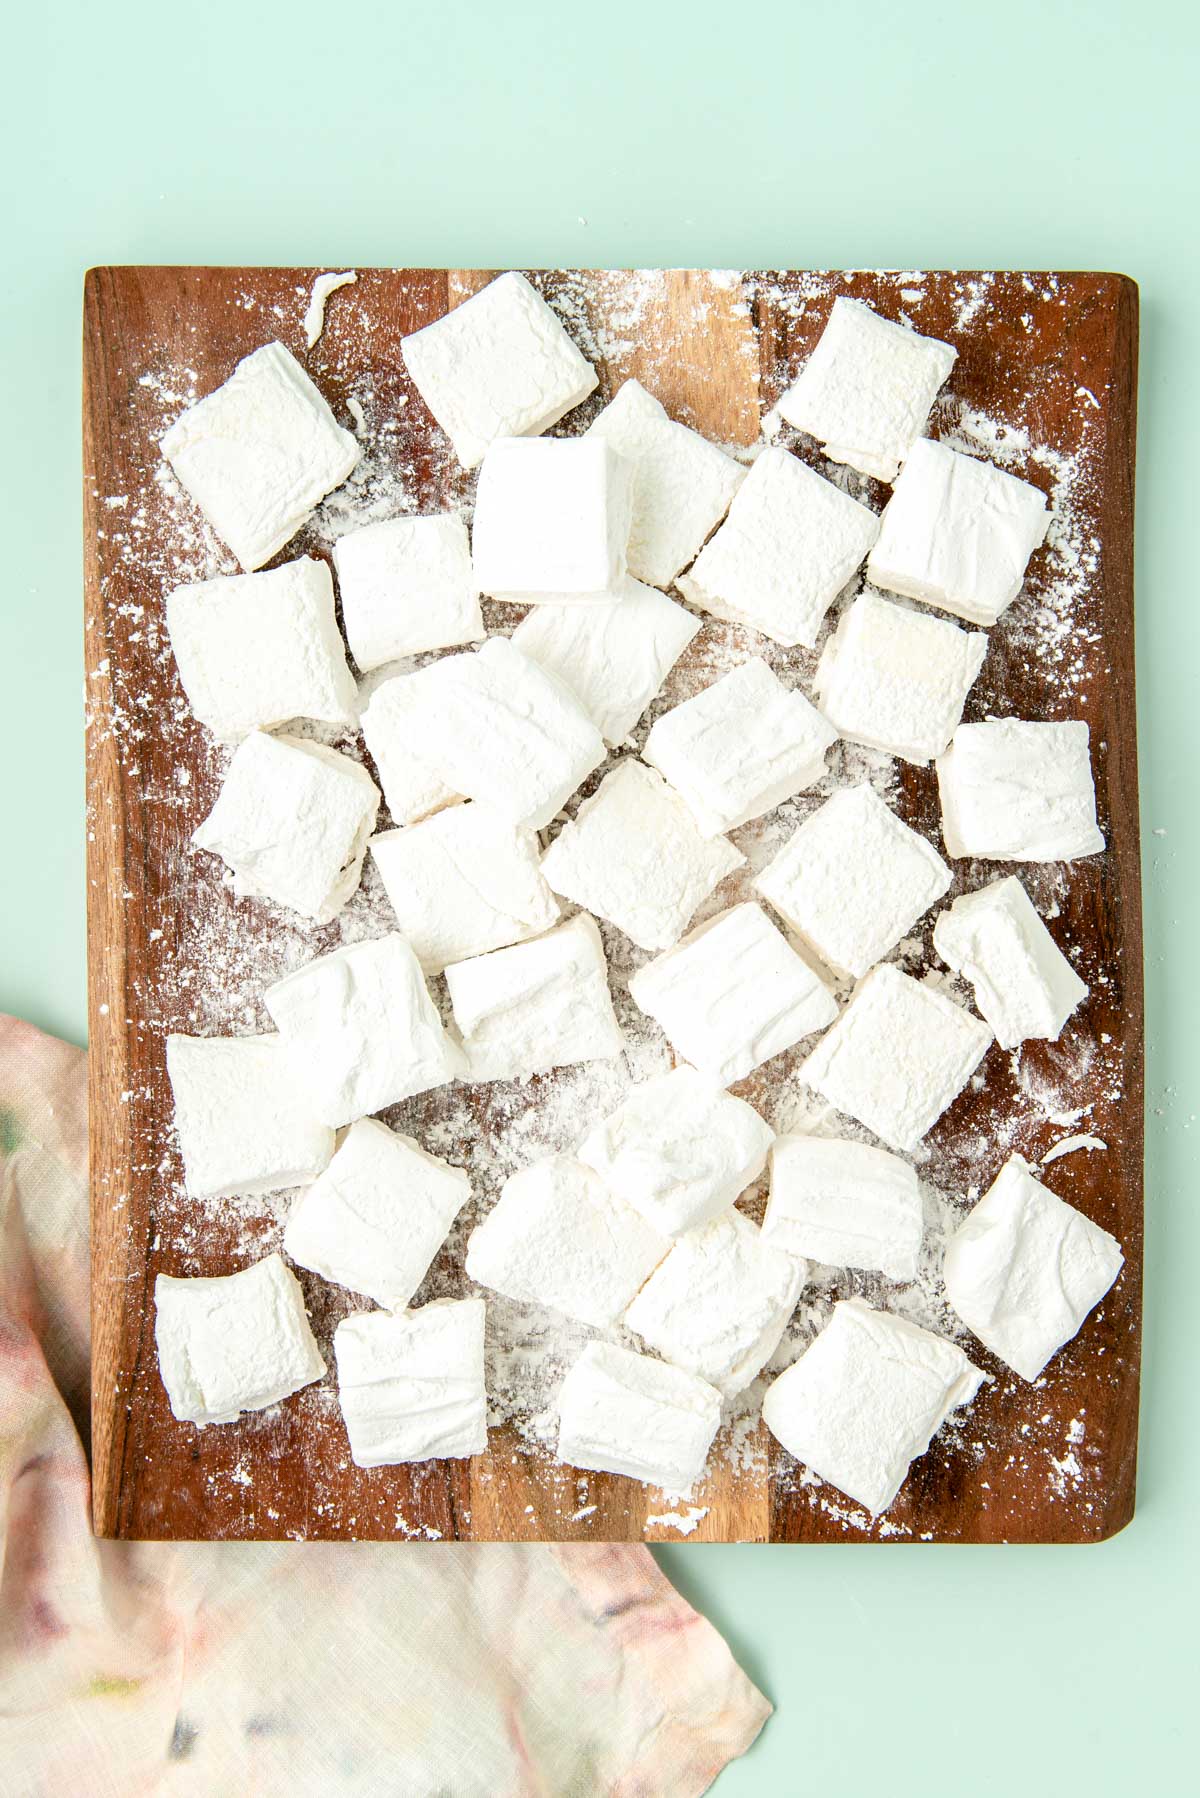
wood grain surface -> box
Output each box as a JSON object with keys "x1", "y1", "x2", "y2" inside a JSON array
[{"x1": 85, "y1": 268, "x2": 1141, "y2": 1543}]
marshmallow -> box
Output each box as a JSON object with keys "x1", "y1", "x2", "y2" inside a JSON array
[
  {"x1": 556, "y1": 1340, "x2": 722, "y2": 1492},
  {"x1": 370, "y1": 803, "x2": 560, "y2": 972},
  {"x1": 625, "y1": 1209, "x2": 805, "y2": 1396},
  {"x1": 933, "y1": 876, "x2": 1088, "y2": 1049},
  {"x1": 465, "y1": 1156, "x2": 667, "y2": 1329},
  {"x1": 400, "y1": 271, "x2": 598, "y2": 469},
  {"x1": 540, "y1": 760, "x2": 743, "y2": 952},
  {"x1": 578, "y1": 1065, "x2": 774, "y2": 1238},
  {"x1": 799, "y1": 963, "x2": 992, "y2": 1153},
  {"x1": 166, "y1": 1033, "x2": 334, "y2": 1201},
  {"x1": 754, "y1": 783, "x2": 951, "y2": 979},
  {"x1": 155, "y1": 1254, "x2": 326, "y2": 1425},
  {"x1": 166, "y1": 556, "x2": 357, "y2": 740},
  {"x1": 763, "y1": 1135, "x2": 922, "y2": 1280},
  {"x1": 445, "y1": 912, "x2": 622, "y2": 1082},
  {"x1": 283, "y1": 1118, "x2": 470, "y2": 1311},
  {"x1": 584, "y1": 377, "x2": 745, "y2": 585},
  {"x1": 867, "y1": 437, "x2": 1050, "y2": 626},
  {"x1": 191, "y1": 732, "x2": 380, "y2": 923},
  {"x1": 471, "y1": 437, "x2": 634, "y2": 603},
  {"x1": 643, "y1": 658, "x2": 837, "y2": 836},
  {"x1": 677, "y1": 446, "x2": 879, "y2": 648},
  {"x1": 935, "y1": 720, "x2": 1104, "y2": 861},
  {"x1": 814, "y1": 590, "x2": 987, "y2": 766},
  {"x1": 332, "y1": 513, "x2": 483, "y2": 670},
  {"x1": 511, "y1": 579, "x2": 699, "y2": 746},
  {"x1": 160, "y1": 341, "x2": 359, "y2": 570},
  {"x1": 333, "y1": 1299, "x2": 488, "y2": 1466},
  {"x1": 775, "y1": 298, "x2": 957, "y2": 483},
  {"x1": 761, "y1": 1298, "x2": 983, "y2": 1514},
  {"x1": 944, "y1": 1155, "x2": 1123, "y2": 1381},
  {"x1": 360, "y1": 679, "x2": 463, "y2": 825},
  {"x1": 629, "y1": 902, "x2": 838, "y2": 1086},
  {"x1": 264, "y1": 934, "x2": 463, "y2": 1129}
]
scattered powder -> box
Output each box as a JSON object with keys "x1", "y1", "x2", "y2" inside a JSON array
[{"x1": 644, "y1": 1505, "x2": 709, "y2": 1536}]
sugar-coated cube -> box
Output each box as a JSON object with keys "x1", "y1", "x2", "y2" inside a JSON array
[
  {"x1": 155, "y1": 1254, "x2": 326, "y2": 1425},
  {"x1": 166, "y1": 1033, "x2": 334, "y2": 1201},
  {"x1": 360, "y1": 679, "x2": 463, "y2": 825},
  {"x1": 932, "y1": 875, "x2": 1088, "y2": 1049},
  {"x1": 332, "y1": 513, "x2": 483, "y2": 670},
  {"x1": 471, "y1": 436, "x2": 634, "y2": 603},
  {"x1": 334, "y1": 1299, "x2": 488, "y2": 1466},
  {"x1": 763, "y1": 1135, "x2": 923, "y2": 1280},
  {"x1": 556, "y1": 1340, "x2": 722, "y2": 1492},
  {"x1": 935, "y1": 720, "x2": 1104, "y2": 861}
]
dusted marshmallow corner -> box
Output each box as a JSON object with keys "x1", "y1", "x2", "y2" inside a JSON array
[
  {"x1": 556, "y1": 1340, "x2": 722, "y2": 1492},
  {"x1": 155, "y1": 1254, "x2": 326, "y2": 1426},
  {"x1": 334, "y1": 1299, "x2": 488, "y2": 1466},
  {"x1": 936, "y1": 719, "x2": 1104, "y2": 861},
  {"x1": 332, "y1": 513, "x2": 483, "y2": 670},
  {"x1": 166, "y1": 1033, "x2": 334, "y2": 1201},
  {"x1": 361, "y1": 678, "x2": 463, "y2": 825},
  {"x1": 471, "y1": 436, "x2": 634, "y2": 603},
  {"x1": 933, "y1": 875, "x2": 1088, "y2": 1048},
  {"x1": 763, "y1": 1134, "x2": 923, "y2": 1281}
]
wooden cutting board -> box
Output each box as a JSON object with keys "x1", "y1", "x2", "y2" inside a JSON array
[{"x1": 85, "y1": 267, "x2": 1141, "y2": 1543}]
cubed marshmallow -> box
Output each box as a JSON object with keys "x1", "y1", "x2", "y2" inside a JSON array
[
  {"x1": 160, "y1": 341, "x2": 360, "y2": 570},
  {"x1": 155, "y1": 1254, "x2": 326, "y2": 1425},
  {"x1": 799, "y1": 963, "x2": 992, "y2": 1153},
  {"x1": 556, "y1": 1340, "x2": 722, "y2": 1492},
  {"x1": 332, "y1": 513, "x2": 483, "y2": 670},
  {"x1": 191, "y1": 732, "x2": 379, "y2": 923},
  {"x1": 578, "y1": 1066, "x2": 774, "y2": 1238},
  {"x1": 166, "y1": 1033, "x2": 334, "y2": 1200},
  {"x1": 264, "y1": 934, "x2": 464, "y2": 1129},
  {"x1": 166, "y1": 556, "x2": 357, "y2": 740},
  {"x1": 754, "y1": 783, "x2": 952, "y2": 979},
  {"x1": 643, "y1": 658, "x2": 837, "y2": 836},
  {"x1": 775, "y1": 298, "x2": 957, "y2": 483},
  {"x1": 283, "y1": 1118, "x2": 470, "y2": 1311},
  {"x1": 584, "y1": 377, "x2": 746, "y2": 585},
  {"x1": 471, "y1": 437, "x2": 634, "y2": 603},
  {"x1": 946, "y1": 1155, "x2": 1124, "y2": 1381},
  {"x1": 677, "y1": 447, "x2": 879, "y2": 648},
  {"x1": 761, "y1": 1298, "x2": 983, "y2": 1514},
  {"x1": 445, "y1": 912, "x2": 622, "y2": 1082},
  {"x1": 628, "y1": 902, "x2": 838, "y2": 1086},
  {"x1": 361, "y1": 679, "x2": 463, "y2": 825},
  {"x1": 465, "y1": 1156, "x2": 667, "y2": 1329},
  {"x1": 334, "y1": 1299, "x2": 488, "y2": 1466},
  {"x1": 867, "y1": 437, "x2": 1050, "y2": 626},
  {"x1": 400, "y1": 271, "x2": 598, "y2": 470},
  {"x1": 540, "y1": 760, "x2": 743, "y2": 952},
  {"x1": 933, "y1": 876, "x2": 1088, "y2": 1049},
  {"x1": 763, "y1": 1135, "x2": 922, "y2": 1280},
  {"x1": 814, "y1": 590, "x2": 987, "y2": 766},
  {"x1": 370, "y1": 803, "x2": 560, "y2": 972},
  {"x1": 511, "y1": 579, "x2": 700, "y2": 746},
  {"x1": 935, "y1": 720, "x2": 1104, "y2": 861},
  {"x1": 625, "y1": 1209, "x2": 805, "y2": 1396}
]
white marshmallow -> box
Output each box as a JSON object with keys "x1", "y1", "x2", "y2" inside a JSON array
[
  {"x1": 944, "y1": 1155, "x2": 1123, "y2": 1381},
  {"x1": 584, "y1": 377, "x2": 745, "y2": 585},
  {"x1": 761, "y1": 1298, "x2": 983, "y2": 1514},
  {"x1": 628, "y1": 902, "x2": 838, "y2": 1086},
  {"x1": 754, "y1": 783, "x2": 952, "y2": 979},
  {"x1": 540, "y1": 760, "x2": 743, "y2": 952},
  {"x1": 935, "y1": 720, "x2": 1104, "y2": 861},
  {"x1": 445, "y1": 912, "x2": 622, "y2": 1083},
  {"x1": 160, "y1": 341, "x2": 359, "y2": 570},
  {"x1": 556, "y1": 1340, "x2": 722, "y2": 1492},
  {"x1": 465, "y1": 1156, "x2": 667, "y2": 1329},
  {"x1": 578, "y1": 1065, "x2": 774, "y2": 1239},
  {"x1": 360, "y1": 679, "x2": 463, "y2": 825},
  {"x1": 933, "y1": 876, "x2": 1088, "y2": 1049},
  {"x1": 264, "y1": 934, "x2": 464, "y2": 1129},
  {"x1": 775, "y1": 298, "x2": 957, "y2": 483},
  {"x1": 400, "y1": 271, "x2": 598, "y2": 469},
  {"x1": 155, "y1": 1254, "x2": 326, "y2": 1425},
  {"x1": 333, "y1": 1299, "x2": 488, "y2": 1466},
  {"x1": 677, "y1": 446, "x2": 879, "y2": 648},
  {"x1": 166, "y1": 1033, "x2": 334, "y2": 1201},
  {"x1": 471, "y1": 436, "x2": 634, "y2": 603},
  {"x1": 332, "y1": 513, "x2": 483, "y2": 670},
  {"x1": 283, "y1": 1118, "x2": 470, "y2": 1311},
  {"x1": 763, "y1": 1135, "x2": 923, "y2": 1280},
  {"x1": 799, "y1": 963, "x2": 992, "y2": 1153},
  {"x1": 867, "y1": 437, "x2": 1050, "y2": 625},
  {"x1": 814, "y1": 589, "x2": 987, "y2": 766},
  {"x1": 643, "y1": 658, "x2": 837, "y2": 836},
  {"x1": 625, "y1": 1209, "x2": 805, "y2": 1396},
  {"x1": 191, "y1": 732, "x2": 379, "y2": 923},
  {"x1": 166, "y1": 556, "x2": 357, "y2": 740},
  {"x1": 370, "y1": 803, "x2": 560, "y2": 972}
]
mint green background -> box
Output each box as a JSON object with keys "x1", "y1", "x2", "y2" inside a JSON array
[{"x1": 4, "y1": 2, "x2": 1195, "y2": 1789}]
